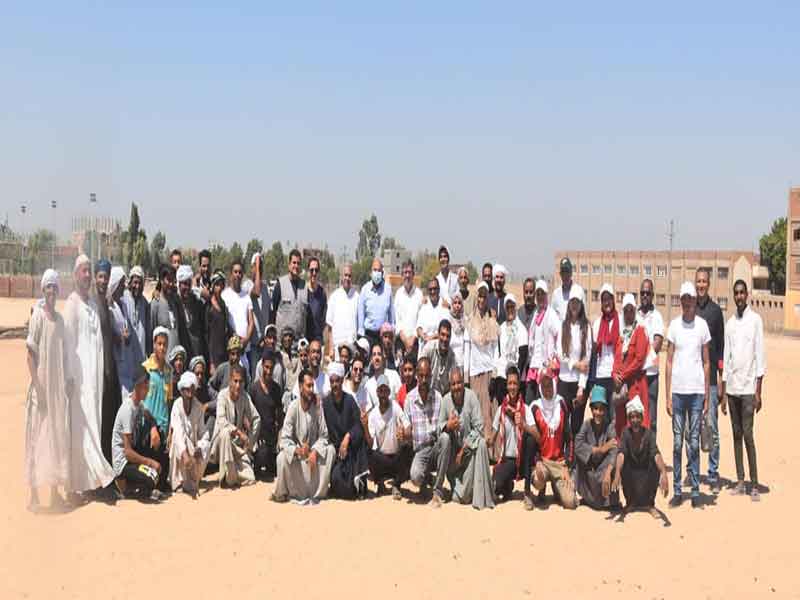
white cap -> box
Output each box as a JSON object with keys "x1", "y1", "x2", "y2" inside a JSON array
[
  {"x1": 476, "y1": 281, "x2": 490, "y2": 293},
  {"x1": 492, "y1": 264, "x2": 508, "y2": 278},
  {"x1": 679, "y1": 281, "x2": 697, "y2": 298},
  {"x1": 328, "y1": 362, "x2": 345, "y2": 379},
  {"x1": 622, "y1": 293, "x2": 636, "y2": 309},
  {"x1": 176, "y1": 264, "x2": 193, "y2": 283},
  {"x1": 568, "y1": 285, "x2": 584, "y2": 302},
  {"x1": 535, "y1": 279, "x2": 548, "y2": 294},
  {"x1": 504, "y1": 292, "x2": 517, "y2": 306},
  {"x1": 177, "y1": 371, "x2": 198, "y2": 391},
  {"x1": 600, "y1": 283, "x2": 614, "y2": 299}
]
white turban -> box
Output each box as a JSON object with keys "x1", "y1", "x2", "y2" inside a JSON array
[
  {"x1": 177, "y1": 371, "x2": 198, "y2": 392},
  {"x1": 328, "y1": 362, "x2": 345, "y2": 379},
  {"x1": 176, "y1": 265, "x2": 193, "y2": 283},
  {"x1": 108, "y1": 266, "x2": 126, "y2": 298},
  {"x1": 74, "y1": 254, "x2": 90, "y2": 273},
  {"x1": 168, "y1": 345, "x2": 187, "y2": 363},
  {"x1": 188, "y1": 356, "x2": 206, "y2": 371},
  {"x1": 129, "y1": 265, "x2": 144, "y2": 280},
  {"x1": 626, "y1": 396, "x2": 645, "y2": 416},
  {"x1": 492, "y1": 264, "x2": 508, "y2": 278},
  {"x1": 40, "y1": 269, "x2": 59, "y2": 293},
  {"x1": 152, "y1": 326, "x2": 170, "y2": 342}
]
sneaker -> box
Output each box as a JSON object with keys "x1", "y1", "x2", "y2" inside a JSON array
[
  {"x1": 430, "y1": 492, "x2": 443, "y2": 509},
  {"x1": 523, "y1": 494, "x2": 535, "y2": 511},
  {"x1": 691, "y1": 496, "x2": 702, "y2": 509},
  {"x1": 669, "y1": 494, "x2": 683, "y2": 508},
  {"x1": 391, "y1": 485, "x2": 402, "y2": 501},
  {"x1": 270, "y1": 492, "x2": 289, "y2": 503},
  {"x1": 750, "y1": 488, "x2": 761, "y2": 503},
  {"x1": 149, "y1": 489, "x2": 166, "y2": 502},
  {"x1": 710, "y1": 480, "x2": 722, "y2": 495},
  {"x1": 730, "y1": 481, "x2": 746, "y2": 496}
]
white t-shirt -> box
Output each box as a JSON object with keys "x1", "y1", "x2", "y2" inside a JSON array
[
  {"x1": 365, "y1": 369, "x2": 402, "y2": 408},
  {"x1": 637, "y1": 307, "x2": 665, "y2": 376},
  {"x1": 592, "y1": 317, "x2": 617, "y2": 380},
  {"x1": 556, "y1": 321, "x2": 592, "y2": 387},
  {"x1": 492, "y1": 403, "x2": 535, "y2": 458},
  {"x1": 344, "y1": 379, "x2": 372, "y2": 412},
  {"x1": 368, "y1": 400, "x2": 410, "y2": 455},
  {"x1": 222, "y1": 286, "x2": 252, "y2": 344},
  {"x1": 291, "y1": 370, "x2": 331, "y2": 402},
  {"x1": 436, "y1": 270, "x2": 460, "y2": 304},
  {"x1": 493, "y1": 319, "x2": 528, "y2": 379},
  {"x1": 325, "y1": 286, "x2": 359, "y2": 349},
  {"x1": 528, "y1": 307, "x2": 561, "y2": 372},
  {"x1": 416, "y1": 299, "x2": 449, "y2": 340},
  {"x1": 667, "y1": 316, "x2": 711, "y2": 395},
  {"x1": 394, "y1": 285, "x2": 423, "y2": 340}
]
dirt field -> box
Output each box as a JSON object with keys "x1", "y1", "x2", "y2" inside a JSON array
[{"x1": 1, "y1": 302, "x2": 798, "y2": 599}]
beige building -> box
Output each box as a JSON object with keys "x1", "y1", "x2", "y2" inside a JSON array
[
  {"x1": 786, "y1": 187, "x2": 800, "y2": 334},
  {"x1": 553, "y1": 249, "x2": 784, "y2": 331}
]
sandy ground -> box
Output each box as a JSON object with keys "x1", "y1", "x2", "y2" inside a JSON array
[{"x1": 1, "y1": 305, "x2": 799, "y2": 599}]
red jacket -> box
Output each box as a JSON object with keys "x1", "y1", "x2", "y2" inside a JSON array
[{"x1": 612, "y1": 325, "x2": 650, "y2": 438}]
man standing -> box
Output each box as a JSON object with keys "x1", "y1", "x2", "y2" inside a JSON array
[
  {"x1": 365, "y1": 374, "x2": 412, "y2": 499},
  {"x1": 325, "y1": 263, "x2": 359, "y2": 361},
  {"x1": 270, "y1": 249, "x2": 309, "y2": 341},
  {"x1": 487, "y1": 264, "x2": 508, "y2": 324},
  {"x1": 211, "y1": 365, "x2": 261, "y2": 488},
  {"x1": 416, "y1": 278, "x2": 449, "y2": 355},
  {"x1": 694, "y1": 267, "x2": 725, "y2": 494},
  {"x1": 170, "y1": 249, "x2": 183, "y2": 270},
  {"x1": 249, "y1": 253, "x2": 272, "y2": 371},
  {"x1": 457, "y1": 266, "x2": 474, "y2": 316},
  {"x1": 357, "y1": 257, "x2": 394, "y2": 349},
  {"x1": 423, "y1": 320, "x2": 457, "y2": 397},
  {"x1": 94, "y1": 259, "x2": 122, "y2": 464},
  {"x1": 439, "y1": 367, "x2": 495, "y2": 510},
  {"x1": 150, "y1": 264, "x2": 189, "y2": 354},
  {"x1": 551, "y1": 257, "x2": 585, "y2": 322},
  {"x1": 306, "y1": 256, "x2": 327, "y2": 344},
  {"x1": 194, "y1": 249, "x2": 212, "y2": 302},
  {"x1": 516, "y1": 278, "x2": 537, "y2": 332},
  {"x1": 394, "y1": 260, "x2": 423, "y2": 360},
  {"x1": 436, "y1": 245, "x2": 459, "y2": 305},
  {"x1": 177, "y1": 265, "x2": 207, "y2": 362},
  {"x1": 665, "y1": 282, "x2": 711, "y2": 509},
  {"x1": 122, "y1": 265, "x2": 149, "y2": 361},
  {"x1": 272, "y1": 370, "x2": 335, "y2": 503},
  {"x1": 404, "y1": 358, "x2": 449, "y2": 508},
  {"x1": 721, "y1": 280, "x2": 766, "y2": 501},
  {"x1": 637, "y1": 279, "x2": 664, "y2": 436},
  {"x1": 222, "y1": 259, "x2": 255, "y2": 376},
  {"x1": 323, "y1": 363, "x2": 369, "y2": 499},
  {"x1": 65, "y1": 255, "x2": 115, "y2": 497},
  {"x1": 481, "y1": 263, "x2": 494, "y2": 289}
]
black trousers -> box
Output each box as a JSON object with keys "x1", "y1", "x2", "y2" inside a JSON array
[
  {"x1": 119, "y1": 462, "x2": 159, "y2": 494},
  {"x1": 524, "y1": 380, "x2": 540, "y2": 406},
  {"x1": 493, "y1": 434, "x2": 535, "y2": 500},
  {"x1": 254, "y1": 441, "x2": 277, "y2": 477},
  {"x1": 558, "y1": 380, "x2": 585, "y2": 438},
  {"x1": 368, "y1": 447, "x2": 411, "y2": 486}
]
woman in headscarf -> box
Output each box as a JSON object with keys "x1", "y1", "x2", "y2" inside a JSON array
[
  {"x1": 463, "y1": 281, "x2": 499, "y2": 460},
  {"x1": 612, "y1": 397, "x2": 668, "y2": 518},
  {"x1": 108, "y1": 266, "x2": 136, "y2": 396},
  {"x1": 25, "y1": 269, "x2": 70, "y2": 511},
  {"x1": 612, "y1": 294, "x2": 651, "y2": 439},
  {"x1": 448, "y1": 291, "x2": 467, "y2": 368},
  {"x1": 557, "y1": 290, "x2": 593, "y2": 437},
  {"x1": 591, "y1": 284, "x2": 619, "y2": 420},
  {"x1": 205, "y1": 269, "x2": 232, "y2": 374}
]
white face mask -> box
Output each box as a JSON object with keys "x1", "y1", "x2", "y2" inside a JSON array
[{"x1": 371, "y1": 270, "x2": 383, "y2": 285}]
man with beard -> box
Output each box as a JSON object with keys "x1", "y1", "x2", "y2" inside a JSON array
[
  {"x1": 516, "y1": 278, "x2": 537, "y2": 333},
  {"x1": 487, "y1": 264, "x2": 508, "y2": 324},
  {"x1": 194, "y1": 249, "x2": 212, "y2": 302},
  {"x1": 422, "y1": 319, "x2": 457, "y2": 397},
  {"x1": 222, "y1": 259, "x2": 255, "y2": 376},
  {"x1": 150, "y1": 263, "x2": 190, "y2": 354},
  {"x1": 250, "y1": 349, "x2": 284, "y2": 481},
  {"x1": 436, "y1": 245, "x2": 459, "y2": 305},
  {"x1": 122, "y1": 265, "x2": 149, "y2": 360},
  {"x1": 325, "y1": 263, "x2": 359, "y2": 362},
  {"x1": 271, "y1": 249, "x2": 309, "y2": 341},
  {"x1": 290, "y1": 339, "x2": 330, "y2": 402},
  {"x1": 177, "y1": 264, "x2": 207, "y2": 362},
  {"x1": 94, "y1": 259, "x2": 122, "y2": 465},
  {"x1": 306, "y1": 256, "x2": 327, "y2": 344}
]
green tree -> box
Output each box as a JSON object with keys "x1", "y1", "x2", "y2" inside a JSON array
[
  {"x1": 262, "y1": 241, "x2": 285, "y2": 281},
  {"x1": 229, "y1": 241, "x2": 244, "y2": 269},
  {"x1": 26, "y1": 229, "x2": 56, "y2": 274},
  {"x1": 381, "y1": 236, "x2": 403, "y2": 251},
  {"x1": 464, "y1": 261, "x2": 479, "y2": 284},
  {"x1": 210, "y1": 243, "x2": 230, "y2": 274},
  {"x1": 759, "y1": 217, "x2": 787, "y2": 295},
  {"x1": 351, "y1": 255, "x2": 374, "y2": 287},
  {"x1": 356, "y1": 214, "x2": 381, "y2": 260},
  {"x1": 421, "y1": 255, "x2": 440, "y2": 286},
  {"x1": 150, "y1": 231, "x2": 167, "y2": 267},
  {"x1": 244, "y1": 238, "x2": 263, "y2": 269},
  {"x1": 132, "y1": 230, "x2": 149, "y2": 274},
  {"x1": 125, "y1": 203, "x2": 140, "y2": 268}
]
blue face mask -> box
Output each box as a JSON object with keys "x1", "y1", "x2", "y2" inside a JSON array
[{"x1": 371, "y1": 270, "x2": 383, "y2": 286}]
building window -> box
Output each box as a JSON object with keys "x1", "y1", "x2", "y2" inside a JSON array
[
  {"x1": 604, "y1": 264, "x2": 612, "y2": 275},
  {"x1": 580, "y1": 264, "x2": 589, "y2": 274},
  {"x1": 656, "y1": 294, "x2": 666, "y2": 306},
  {"x1": 643, "y1": 265, "x2": 653, "y2": 277},
  {"x1": 591, "y1": 290, "x2": 599, "y2": 302},
  {"x1": 795, "y1": 261, "x2": 800, "y2": 275},
  {"x1": 718, "y1": 267, "x2": 729, "y2": 280},
  {"x1": 718, "y1": 297, "x2": 728, "y2": 311},
  {"x1": 671, "y1": 295, "x2": 680, "y2": 307},
  {"x1": 592, "y1": 264, "x2": 601, "y2": 275},
  {"x1": 630, "y1": 265, "x2": 640, "y2": 276},
  {"x1": 617, "y1": 264, "x2": 627, "y2": 276},
  {"x1": 656, "y1": 265, "x2": 667, "y2": 278},
  {"x1": 794, "y1": 226, "x2": 800, "y2": 242}
]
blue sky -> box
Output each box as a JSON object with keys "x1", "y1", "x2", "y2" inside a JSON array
[{"x1": 2, "y1": 2, "x2": 798, "y2": 275}]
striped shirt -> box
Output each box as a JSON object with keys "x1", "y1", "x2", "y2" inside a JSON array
[{"x1": 404, "y1": 387, "x2": 442, "y2": 451}]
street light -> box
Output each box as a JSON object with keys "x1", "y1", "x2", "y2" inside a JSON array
[
  {"x1": 51, "y1": 200, "x2": 57, "y2": 269},
  {"x1": 89, "y1": 193, "x2": 97, "y2": 276},
  {"x1": 20, "y1": 204, "x2": 27, "y2": 273}
]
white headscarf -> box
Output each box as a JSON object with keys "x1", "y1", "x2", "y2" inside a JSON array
[
  {"x1": 129, "y1": 265, "x2": 144, "y2": 280},
  {"x1": 40, "y1": 269, "x2": 59, "y2": 293},
  {"x1": 177, "y1": 371, "x2": 198, "y2": 392},
  {"x1": 74, "y1": 254, "x2": 90, "y2": 274},
  {"x1": 328, "y1": 362, "x2": 345, "y2": 379},
  {"x1": 177, "y1": 265, "x2": 193, "y2": 283},
  {"x1": 626, "y1": 396, "x2": 645, "y2": 416},
  {"x1": 108, "y1": 266, "x2": 126, "y2": 299},
  {"x1": 533, "y1": 373, "x2": 561, "y2": 435},
  {"x1": 492, "y1": 264, "x2": 508, "y2": 279}
]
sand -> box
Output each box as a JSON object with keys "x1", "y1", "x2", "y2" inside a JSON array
[{"x1": 1, "y1": 302, "x2": 799, "y2": 599}]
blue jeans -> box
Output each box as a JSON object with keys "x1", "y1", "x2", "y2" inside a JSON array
[
  {"x1": 672, "y1": 393, "x2": 703, "y2": 497},
  {"x1": 647, "y1": 374, "x2": 659, "y2": 436},
  {"x1": 707, "y1": 385, "x2": 720, "y2": 482}
]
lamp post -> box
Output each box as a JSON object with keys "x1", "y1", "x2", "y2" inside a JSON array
[
  {"x1": 51, "y1": 200, "x2": 57, "y2": 269},
  {"x1": 20, "y1": 204, "x2": 27, "y2": 273},
  {"x1": 89, "y1": 193, "x2": 97, "y2": 276}
]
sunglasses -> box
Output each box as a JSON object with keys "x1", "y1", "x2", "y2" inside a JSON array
[
  {"x1": 309, "y1": 268, "x2": 319, "y2": 273},
  {"x1": 640, "y1": 290, "x2": 653, "y2": 296},
  {"x1": 428, "y1": 287, "x2": 439, "y2": 292}
]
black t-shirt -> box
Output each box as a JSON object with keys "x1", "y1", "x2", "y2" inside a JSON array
[{"x1": 249, "y1": 379, "x2": 283, "y2": 445}]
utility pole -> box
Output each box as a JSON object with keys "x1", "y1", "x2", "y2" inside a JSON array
[
  {"x1": 51, "y1": 200, "x2": 57, "y2": 269},
  {"x1": 666, "y1": 219, "x2": 676, "y2": 321},
  {"x1": 89, "y1": 193, "x2": 97, "y2": 277},
  {"x1": 20, "y1": 204, "x2": 27, "y2": 273}
]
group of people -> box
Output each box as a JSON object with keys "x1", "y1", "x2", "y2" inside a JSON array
[{"x1": 24, "y1": 245, "x2": 766, "y2": 516}]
